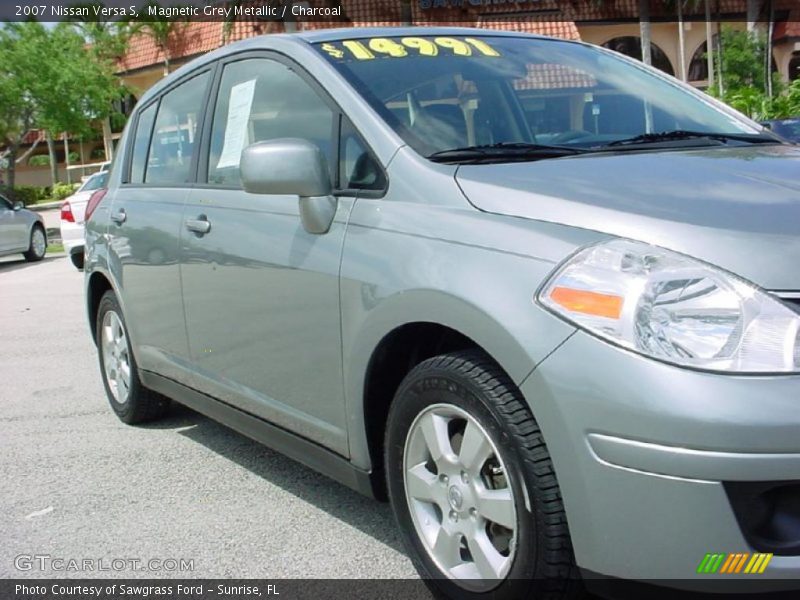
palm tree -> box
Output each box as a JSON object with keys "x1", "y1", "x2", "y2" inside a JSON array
[
  {"x1": 638, "y1": 0, "x2": 652, "y2": 67},
  {"x1": 137, "y1": 1, "x2": 189, "y2": 76}
]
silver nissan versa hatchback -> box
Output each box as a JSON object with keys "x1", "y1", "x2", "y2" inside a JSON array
[{"x1": 84, "y1": 27, "x2": 800, "y2": 597}]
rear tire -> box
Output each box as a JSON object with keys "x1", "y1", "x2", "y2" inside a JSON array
[
  {"x1": 385, "y1": 350, "x2": 581, "y2": 600},
  {"x1": 23, "y1": 225, "x2": 46, "y2": 262},
  {"x1": 96, "y1": 290, "x2": 170, "y2": 424}
]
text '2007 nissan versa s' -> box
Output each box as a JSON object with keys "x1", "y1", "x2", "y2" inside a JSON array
[{"x1": 83, "y1": 27, "x2": 800, "y2": 598}]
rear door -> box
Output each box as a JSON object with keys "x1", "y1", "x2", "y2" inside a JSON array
[
  {"x1": 179, "y1": 55, "x2": 356, "y2": 454},
  {"x1": 108, "y1": 69, "x2": 213, "y2": 386}
]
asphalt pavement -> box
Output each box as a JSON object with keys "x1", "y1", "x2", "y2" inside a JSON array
[{"x1": 0, "y1": 255, "x2": 417, "y2": 579}]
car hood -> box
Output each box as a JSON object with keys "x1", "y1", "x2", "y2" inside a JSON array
[{"x1": 456, "y1": 144, "x2": 800, "y2": 290}]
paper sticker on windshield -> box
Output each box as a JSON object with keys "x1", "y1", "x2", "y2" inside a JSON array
[{"x1": 319, "y1": 37, "x2": 501, "y2": 61}]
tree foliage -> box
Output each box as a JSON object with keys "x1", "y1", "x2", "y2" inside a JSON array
[
  {"x1": 707, "y1": 26, "x2": 799, "y2": 120},
  {"x1": 137, "y1": 1, "x2": 191, "y2": 74},
  {"x1": 0, "y1": 22, "x2": 121, "y2": 184}
]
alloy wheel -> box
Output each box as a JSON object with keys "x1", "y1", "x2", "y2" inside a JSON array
[
  {"x1": 403, "y1": 403, "x2": 517, "y2": 590},
  {"x1": 101, "y1": 310, "x2": 131, "y2": 404},
  {"x1": 31, "y1": 228, "x2": 46, "y2": 258}
]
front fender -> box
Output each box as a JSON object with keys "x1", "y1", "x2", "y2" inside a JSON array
[{"x1": 340, "y1": 235, "x2": 579, "y2": 470}]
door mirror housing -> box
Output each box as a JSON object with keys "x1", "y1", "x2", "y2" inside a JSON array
[
  {"x1": 12, "y1": 201, "x2": 23, "y2": 211},
  {"x1": 240, "y1": 139, "x2": 336, "y2": 235}
]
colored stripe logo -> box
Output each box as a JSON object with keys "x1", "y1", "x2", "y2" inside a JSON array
[{"x1": 697, "y1": 552, "x2": 773, "y2": 574}]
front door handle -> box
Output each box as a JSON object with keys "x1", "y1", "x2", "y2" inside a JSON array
[
  {"x1": 186, "y1": 215, "x2": 211, "y2": 235},
  {"x1": 110, "y1": 209, "x2": 126, "y2": 225}
]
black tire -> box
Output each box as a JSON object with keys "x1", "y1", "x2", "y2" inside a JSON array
[
  {"x1": 385, "y1": 350, "x2": 582, "y2": 600},
  {"x1": 96, "y1": 290, "x2": 170, "y2": 424},
  {"x1": 23, "y1": 224, "x2": 46, "y2": 262}
]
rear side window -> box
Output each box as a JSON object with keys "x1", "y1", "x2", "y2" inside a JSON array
[
  {"x1": 145, "y1": 72, "x2": 210, "y2": 184},
  {"x1": 129, "y1": 103, "x2": 156, "y2": 184},
  {"x1": 207, "y1": 58, "x2": 334, "y2": 187}
]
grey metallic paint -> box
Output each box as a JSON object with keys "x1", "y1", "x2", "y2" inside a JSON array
[{"x1": 84, "y1": 28, "x2": 800, "y2": 586}]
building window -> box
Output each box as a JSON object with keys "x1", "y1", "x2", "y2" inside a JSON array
[{"x1": 602, "y1": 36, "x2": 675, "y2": 76}]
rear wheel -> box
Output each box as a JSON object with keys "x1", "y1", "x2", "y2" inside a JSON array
[
  {"x1": 96, "y1": 291, "x2": 170, "y2": 424},
  {"x1": 385, "y1": 351, "x2": 581, "y2": 600},
  {"x1": 23, "y1": 225, "x2": 46, "y2": 262}
]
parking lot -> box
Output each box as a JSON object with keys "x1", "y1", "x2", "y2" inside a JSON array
[{"x1": 0, "y1": 255, "x2": 416, "y2": 579}]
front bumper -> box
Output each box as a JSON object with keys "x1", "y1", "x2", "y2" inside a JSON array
[{"x1": 520, "y1": 330, "x2": 800, "y2": 587}]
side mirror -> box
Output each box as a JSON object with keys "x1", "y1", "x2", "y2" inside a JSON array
[
  {"x1": 240, "y1": 139, "x2": 336, "y2": 234},
  {"x1": 12, "y1": 201, "x2": 23, "y2": 211}
]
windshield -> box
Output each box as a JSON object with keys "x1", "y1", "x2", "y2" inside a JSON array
[
  {"x1": 315, "y1": 35, "x2": 759, "y2": 158},
  {"x1": 79, "y1": 172, "x2": 108, "y2": 192}
]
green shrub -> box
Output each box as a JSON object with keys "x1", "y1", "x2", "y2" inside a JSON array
[
  {"x1": 52, "y1": 182, "x2": 79, "y2": 200},
  {"x1": 0, "y1": 185, "x2": 41, "y2": 206},
  {"x1": 28, "y1": 154, "x2": 50, "y2": 167}
]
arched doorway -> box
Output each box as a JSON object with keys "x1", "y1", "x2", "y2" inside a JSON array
[
  {"x1": 790, "y1": 52, "x2": 800, "y2": 81},
  {"x1": 688, "y1": 38, "x2": 780, "y2": 83},
  {"x1": 602, "y1": 36, "x2": 675, "y2": 76}
]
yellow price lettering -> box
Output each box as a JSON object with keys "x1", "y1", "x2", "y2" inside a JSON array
[
  {"x1": 401, "y1": 37, "x2": 438, "y2": 56},
  {"x1": 320, "y1": 43, "x2": 344, "y2": 59},
  {"x1": 342, "y1": 40, "x2": 374, "y2": 60},
  {"x1": 368, "y1": 38, "x2": 408, "y2": 57},
  {"x1": 434, "y1": 37, "x2": 472, "y2": 56},
  {"x1": 465, "y1": 38, "x2": 501, "y2": 57}
]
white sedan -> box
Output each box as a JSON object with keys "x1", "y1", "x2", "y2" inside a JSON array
[{"x1": 60, "y1": 171, "x2": 107, "y2": 269}]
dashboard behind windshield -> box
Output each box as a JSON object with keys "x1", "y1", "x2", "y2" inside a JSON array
[{"x1": 315, "y1": 35, "x2": 756, "y2": 157}]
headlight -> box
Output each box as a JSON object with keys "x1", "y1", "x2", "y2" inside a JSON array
[{"x1": 538, "y1": 239, "x2": 800, "y2": 373}]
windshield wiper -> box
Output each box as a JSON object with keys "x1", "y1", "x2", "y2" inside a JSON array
[
  {"x1": 601, "y1": 130, "x2": 780, "y2": 148},
  {"x1": 427, "y1": 142, "x2": 588, "y2": 164}
]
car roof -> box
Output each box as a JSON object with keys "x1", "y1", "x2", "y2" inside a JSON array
[{"x1": 291, "y1": 26, "x2": 554, "y2": 43}]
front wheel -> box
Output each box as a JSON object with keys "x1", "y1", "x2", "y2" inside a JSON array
[
  {"x1": 385, "y1": 351, "x2": 581, "y2": 600},
  {"x1": 23, "y1": 225, "x2": 46, "y2": 262},
  {"x1": 96, "y1": 291, "x2": 170, "y2": 424}
]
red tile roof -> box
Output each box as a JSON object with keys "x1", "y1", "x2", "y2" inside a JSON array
[
  {"x1": 115, "y1": 0, "x2": 798, "y2": 75},
  {"x1": 773, "y1": 8, "x2": 800, "y2": 41}
]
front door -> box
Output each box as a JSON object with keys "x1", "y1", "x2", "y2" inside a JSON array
[{"x1": 179, "y1": 56, "x2": 350, "y2": 454}]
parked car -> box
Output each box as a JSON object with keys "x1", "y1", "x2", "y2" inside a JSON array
[
  {"x1": 61, "y1": 171, "x2": 108, "y2": 269},
  {"x1": 762, "y1": 117, "x2": 800, "y2": 143},
  {"x1": 84, "y1": 28, "x2": 800, "y2": 597},
  {"x1": 0, "y1": 194, "x2": 46, "y2": 262}
]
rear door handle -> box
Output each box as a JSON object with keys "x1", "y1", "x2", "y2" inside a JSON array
[
  {"x1": 110, "y1": 209, "x2": 126, "y2": 224},
  {"x1": 186, "y1": 215, "x2": 211, "y2": 235}
]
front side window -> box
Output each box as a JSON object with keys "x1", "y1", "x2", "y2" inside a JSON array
[
  {"x1": 208, "y1": 58, "x2": 334, "y2": 187},
  {"x1": 145, "y1": 72, "x2": 210, "y2": 184},
  {"x1": 316, "y1": 35, "x2": 760, "y2": 158},
  {"x1": 340, "y1": 118, "x2": 385, "y2": 191}
]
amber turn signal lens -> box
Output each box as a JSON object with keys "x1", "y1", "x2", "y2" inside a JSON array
[{"x1": 549, "y1": 287, "x2": 624, "y2": 319}]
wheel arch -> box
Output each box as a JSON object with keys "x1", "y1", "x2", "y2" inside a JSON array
[
  {"x1": 345, "y1": 288, "x2": 562, "y2": 498},
  {"x1": 86, "y1": 270, "x2": 115, "y2": 344}
]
